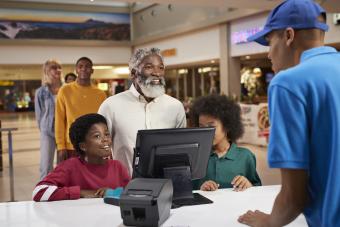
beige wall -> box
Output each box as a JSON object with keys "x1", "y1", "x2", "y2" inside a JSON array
[
  {"x1": 0, "y1": 44, "x2": 131, "y2": 65},
  {"x1": 132, "y1": 4, "x2": 261, "y2": 45},
  {"x1": 135, "y1": 26, "x2": 220, "y2": 66}
]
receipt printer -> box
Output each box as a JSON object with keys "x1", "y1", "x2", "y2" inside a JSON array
[{"x1": 119, "y1": 178, "x2": 173, "y2": 227}]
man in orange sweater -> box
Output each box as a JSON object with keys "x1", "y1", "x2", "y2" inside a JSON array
[{"x1": 55, "y1": 57, "x2": 106, "y2": 163}]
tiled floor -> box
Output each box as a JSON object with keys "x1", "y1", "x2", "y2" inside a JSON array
[
  {"x1": 0, "y1": 112, "x2": 41, "y2": 202},
  {"x1": 0, "y1": 112, "x2": 280, "y2": 202}
]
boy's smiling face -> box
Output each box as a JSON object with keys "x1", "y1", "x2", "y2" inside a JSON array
[{"x1": 80, "y1": 123, "x2": 112, "y2": 164}]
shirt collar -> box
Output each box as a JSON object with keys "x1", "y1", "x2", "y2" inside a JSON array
[
  {"x1": 129, "y1": 83, "x2": 141, "y2": 99},
  {"x1": 300, "y1": 46, "x2": 337, "y2": 63},
  {"x1": 211, "y1": 143, "x2": 238, "y2": 160},
  {"x1": 43, "y1": 85, "x2": 49, "y2": 92}
]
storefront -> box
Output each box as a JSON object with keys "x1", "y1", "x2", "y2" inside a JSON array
[
  {"x1": 229, "y1": 12, "x2": 340, "y2": 145},
  {"x1": 0, "y1": 64, "x2": 130, "y2": 112},
  {"x1": 230, "y1": 12, "x2": 340, "y2": 103},
  {"x1": 165, "y1": 63, "x2": 219, "y2": 100},
  {"x1": 230, "y1": 12, "x2": 271, "y2": 104}
]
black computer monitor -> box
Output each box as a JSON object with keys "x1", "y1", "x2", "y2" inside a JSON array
[{"x1": 132, "y1": 127, "x2": 215, "y2": 208}]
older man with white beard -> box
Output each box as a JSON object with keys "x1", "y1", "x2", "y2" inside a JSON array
[{"x1": 98, "y1": 48, "x2": 186, "y2": 175}]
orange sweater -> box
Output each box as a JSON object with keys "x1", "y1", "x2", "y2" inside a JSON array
[{"x1": 55, "y1": 82, "x2": 107, "y2": 150}]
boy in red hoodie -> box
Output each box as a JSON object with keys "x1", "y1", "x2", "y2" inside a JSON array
[{"x1": 33, "y1": 113, "x2": 130, "y2": 201}]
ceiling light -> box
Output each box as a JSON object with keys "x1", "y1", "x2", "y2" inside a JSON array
[
  {"x1": 168, "y1": 4, "x2": 173, "y2": 11},
  {"x1": 114, "y1": 67, "x2": 129, "y2": 75},
  {"x1": 151, "y1": 10, "x2": 156, "y2": 17},
  {"x1": 93, "y1": 66, "x2": 113, "y2": 70},
  {"x1": 245, "y1": 56, "x2": 251, "y2": 60},
  {"x1": 178, "y1": 69, "x2": 188, "y2": 74},
  {"x1": 202, "y1": 67, "x2": 212, "y2": 73},
  {"x1": 198, "y1": 67, "x2": 212, "y2": 73}
]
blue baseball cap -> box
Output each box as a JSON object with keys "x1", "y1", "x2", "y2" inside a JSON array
[{"x1": 248, "y1": 0, "x2": 329, "y2": 46}]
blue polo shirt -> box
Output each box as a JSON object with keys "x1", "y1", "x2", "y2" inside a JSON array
[{"x1": 268, "y1": 46, "x2": 340, "y2": 227}]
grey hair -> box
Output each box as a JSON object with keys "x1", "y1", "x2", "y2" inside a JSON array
[{"x1": 129, "y1": 47, "x2": 164, "y2": 73}]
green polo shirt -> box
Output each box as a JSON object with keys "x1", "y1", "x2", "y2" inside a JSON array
[{"x1": 193, "y1": 143, "x2": 261, "y2": 189}]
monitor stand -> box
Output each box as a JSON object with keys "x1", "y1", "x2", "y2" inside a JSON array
[{"x1": 163, "y1": 166, "x2": 213, "y2": 209}]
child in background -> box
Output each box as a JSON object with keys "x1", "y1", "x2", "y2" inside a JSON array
[
  {"x1": 191, "y1": 95, "x2": 261, "y2": 191},
  {"x1": 64, "y1": 72, "x2": 77, "y2": 84},
  {"x1": 33, "y1": 113, "x2": 130, "y2": 201}
]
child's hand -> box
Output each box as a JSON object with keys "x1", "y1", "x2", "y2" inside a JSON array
[
  {"x1": 231, "y1": 175, "x2": 252, "y2": 192},
  {"x1": 94, "y1": 187, "x2": 109, "y2": 198},
  {"x1": 200, "y1": 180, "x2": 220, "y2": 191},
  {"x1": 80, "y1": 190, "x2": 98, "y2": 198}
]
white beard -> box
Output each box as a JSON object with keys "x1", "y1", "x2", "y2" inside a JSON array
[{"x1": 137, "y1": 74, "x2": 166, "y2": 98}]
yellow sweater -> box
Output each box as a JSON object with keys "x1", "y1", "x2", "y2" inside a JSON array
[{"x1": 55, "y1": 82, "x2": 107, "y2": 150}]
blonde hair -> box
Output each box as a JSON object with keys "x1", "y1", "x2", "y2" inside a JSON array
[{"x1": 42, "y1": 59, "x2": 62, "y2": 85}]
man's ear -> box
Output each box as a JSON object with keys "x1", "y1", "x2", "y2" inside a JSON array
[
  {"x1": 285, "y1": 27, "x2": 295, "y2": 47},
  {"x1": 131, "y1": 69, "x2": 137, "y2": 79}
]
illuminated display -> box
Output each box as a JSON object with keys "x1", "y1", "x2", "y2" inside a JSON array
[{"x1": 231, "y1": 27, "x2": 263, "y2": 44}]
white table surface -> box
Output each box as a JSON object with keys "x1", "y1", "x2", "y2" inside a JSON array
[{"x1": 0, "y1": 185, "x2": 307, "y2": 227}]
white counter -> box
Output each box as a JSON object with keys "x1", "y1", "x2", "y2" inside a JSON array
[{"x1": 0, "y1": 185, "x2": 307, "y2": 227}]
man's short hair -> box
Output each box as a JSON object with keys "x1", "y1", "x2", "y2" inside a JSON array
[
  {"x1": 129, "y1": 47, "x2": 164, "y2": 73},
  {"x1": 76, "y1": 57, "x2": 93, "y2": 66}
]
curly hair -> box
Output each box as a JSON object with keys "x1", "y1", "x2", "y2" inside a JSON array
[
  {"x1": 69, "y1": 113, "x2": 108, "y2": 156},
  {"x1": 190, "y1": 95, "x2": 244, "y2": 143}
]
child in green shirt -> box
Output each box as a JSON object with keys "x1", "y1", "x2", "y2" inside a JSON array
[{"x1": 191, "y1": 95, "x2": 261, "y2": 191}]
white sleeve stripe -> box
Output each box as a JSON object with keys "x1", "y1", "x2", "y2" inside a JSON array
[
  {"x1": 32, "y1": 185, "x2": 58, "y2": 201},
  {"x1": 32, "y1": 185, "x2": 49, "y2": 199},
  {"x1": 40, "y1": 186, "x2": 58, "y2": 201}
]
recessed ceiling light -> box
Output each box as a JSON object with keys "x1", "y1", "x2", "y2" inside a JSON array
[
  {"x1": 151, "y1": 10, "x2": 157, "y2": 17},
  {"x1": 245, "y1": 56, "x2": 251, "y2": 59},
  {"x1": 114, "y1": 67, "x2": 129, "y2": 75},
  {"x1": 93, "y1": 66, "x2": 113, "y2": 70},
  {"x1": 168, "y1": 4, "x2": 173, "y2": 11}
]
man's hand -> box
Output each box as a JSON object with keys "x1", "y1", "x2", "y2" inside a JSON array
[
  {"x1": 200, "y1": 180, "x2": 219, "y2": 191},
  {"x1": 231, "y1": 175, "x2": 252, "y2": 191},
  {"x1": 238, "y1": 210, "x2": 271, "y2": 227},
  {"x1": 238, "y1": 169, "x2": 308, "y2": 227},
  {"x1": 57, "y1": 149, "x2": 68, "y2": 163}
]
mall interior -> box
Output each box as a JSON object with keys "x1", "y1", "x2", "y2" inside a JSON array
[{"x1": 0, "y1": 0, "x2": 340, "y2": 206}]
